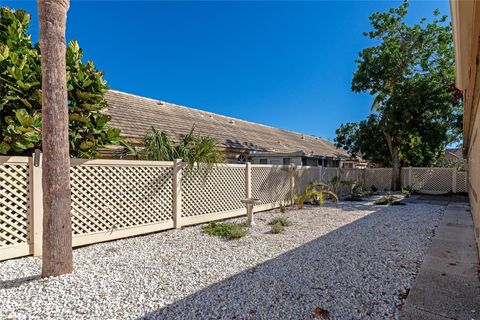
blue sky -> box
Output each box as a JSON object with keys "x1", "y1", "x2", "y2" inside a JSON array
[{"x1": 3, "y1": 0, "x2": 450, "y2": 141}]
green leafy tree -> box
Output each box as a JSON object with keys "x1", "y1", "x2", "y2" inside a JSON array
[
  {"x1": 0, "y1": 7, "x2": 120, "y2": 158},
  {"x1": 335, "y1": 2, "x2": 462, "y2": 189},
  {"x1": 122, "y1": 126, "x2": 224, "y2": 167}
]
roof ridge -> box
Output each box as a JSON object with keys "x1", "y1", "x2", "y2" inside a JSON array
[{"x1": 108, "y1": 89, "x2": 333, "y2": 145}]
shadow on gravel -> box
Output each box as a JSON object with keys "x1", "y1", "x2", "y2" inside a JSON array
[
  {"x1": 138, "y1": 196, "x2": 460, "y2": 320},
  {"x1": 0, "y1": 275, "x2": 41, "y2": 289}
]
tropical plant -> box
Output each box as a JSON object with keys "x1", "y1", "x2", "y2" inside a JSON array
[
  {"x1": 0, "y1": 6, "x2": 121, "y2": 158},
  {"x1": 374, "y1": 194, "x2": 405, "y2": 206},
  {"x1": 295, "y1": 183, "x2": 339, "y2": 208},
  {"x1": 142, "y1": 127, "x2": 174, "y2": 161},
  {"x1": 123, "y1": 126, "x2": 224, "y2": 167},
  {"x1": 335, "y1": 2, "x2": 463, "y2": 190}
]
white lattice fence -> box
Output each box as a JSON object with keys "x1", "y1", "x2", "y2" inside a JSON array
[
  {"x1": 181, "y1": 164, "x2": 245, "y2": 225},
  {"x1": 410, "y1": 167, "x2": 454, "y2": 194},
  {"x1": 0, "y1": 157, "x2": 30, "y2": 260},
  {"x1": 252, "y1": 165, "x2": 290, "y2": 209},
  {"x1": 401, "y1": 168, "x2": 409, "y2": 188},
  {"x1": 1, "y1": 157, "x2": 471, "y2": 262},
  {"x1": 70, "y1": 160, "x2": 174, "y2": 246},
  {"x1": 321, "y1": 167, "x2": 339, "y2": 183},
  {"x1": 456, "y1": 171, "x2": 468, "y2": 193},
  {"x1": 365, "y1": 168, "x2": 393, "y2": 191},
  {"x1": 296, "y1": 166, "x2": 321, "y2": 194}
]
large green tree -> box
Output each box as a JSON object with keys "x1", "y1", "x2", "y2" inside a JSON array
[
  {"x1": 0, "y1": 7, "x2": 120, "y2": 158},
  {"x1": 335, "y1": 2, "x2": 462, "y2": 189}
]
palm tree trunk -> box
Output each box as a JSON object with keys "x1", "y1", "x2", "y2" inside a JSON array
[{"x1": 38, "y1": 0, "x2": 73, "y2": 277}]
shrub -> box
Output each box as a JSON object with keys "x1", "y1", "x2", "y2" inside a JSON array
[
  {"x1": 0, "y1": 8, "x2": 121, "y2": 157},
  {"x1": 279, "y1": 201, "x2": 287, "y2": 213},
  {"x1": 201, "y1": 222, "x2": 247, "y2": 240},
  {"x1": 271, "y1": 223, "x2": 284, "y2": 234},
  {"x1": 401, "y1": 185, "x2": 414, "y2": 198},
  {"x1": 269, "y1": 216, "x2": 291, "y2": 227},
  {"x1": 374, "y1": 195, "x2": 406, "y2": 206}
]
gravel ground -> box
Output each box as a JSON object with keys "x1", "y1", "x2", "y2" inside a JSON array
[{"x1": 0, "y1": 198, "x2": 444, "y2": 320}]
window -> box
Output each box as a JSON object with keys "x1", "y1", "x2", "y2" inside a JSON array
[
  {"x1": 237, "y1": 154, "x2": 246, "y2": 163},
  {"x1": 283, "y1": 158, "x2": 291, "y2": 165},
  {"x1": 259, "y1": 159, "x2": 268, "y2": 164}
]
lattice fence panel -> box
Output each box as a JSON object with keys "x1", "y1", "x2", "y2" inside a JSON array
[
  {"x1": 456, "y1": 171, "x2": 468, "y2": 193},
  {"x1": 342, "y1": 169, "x2": 358, "y2": 183},
  {"x1": 321, "y1": 167, "x2": 339, "y2": 183},
  {"x1": 252, "y1": 166, "x2": 290, "y2": 205},
  {"x1": 0, "y1": 162, "x2": 30, "y2": 250},
  {"x1": 338, "y1": 168, "x2": 358, "y2": 195},
  {"x1": 182, "y1": 165, "x2": 245, "y2": 217},
  {"x1": 296, "y1": 167, "x2": 321, "y2": 194},
  {"x1": 401, "y1": 168, "x2": 409, "y2": 188},
  {"x1": 70, "y1": 164, "x2": 173, "y2": 235},
  {"x1": 410, "y1": 167, "x2": 453, "y2": 193},
  {"x1": 365, "y1": 168, "x2": 393, "y2": 191}
]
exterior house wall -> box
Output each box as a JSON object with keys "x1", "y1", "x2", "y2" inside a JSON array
[
  {"x1": 251, "y1": 156, "x2": 302, "y2": 166},
  {"x1": 468, "y1": 103, "x2": 480, "y2": 247},
  {"x1": 450, "y1": 0, "x2": 480, "y2": 253}
]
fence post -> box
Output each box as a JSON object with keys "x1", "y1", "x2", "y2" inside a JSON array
[
  {"x1": 452, "y1": 167, "x2": 457, "y2": 194},
  {"x1": 29, "y1": 153, "x2": 43, "y2": 256},
  {"x1": 408, "y1": 166, "x2": 412, "y2": 187},
  {"x1": 245, "y1": 162, "x2": 252, "y2": 199},
  {"x1": 172, "y1": 159, "x2": 183, "y2": 229},
  {"x1": 289, "y1": 164, "x2": 296, "y2": 205}
]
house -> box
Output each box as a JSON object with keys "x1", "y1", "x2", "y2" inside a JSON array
[
  {"x1": 104, "y1": 90, "x2": 356, "y2": 167},
  {"x1": 249, "y1": 150, "x2": 357, "y2": 167},
  {"x1": 450, "y1": 0, "x2": 480, "y2": 253},
  {"x1": 444, "y1": 147, "x2": 465, "y2": 165}
]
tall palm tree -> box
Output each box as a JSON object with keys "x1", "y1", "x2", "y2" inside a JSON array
[{"x1": 38, "y1": 0, "x2": 73, "y2": 277}]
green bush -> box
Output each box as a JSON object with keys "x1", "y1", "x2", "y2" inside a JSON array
[
  {"x1": 0, "y1": 7, "x2": 121, "y2": 158},
  {"x1": 268, "y1": 216, "x2": 291, "y2": 227},
  {"x1": 201, "y1": 222, "x2": 247, "y2": 240},
  {"x1": 270, "y1": 223, "x2": 284, "y2": 234},
  {"x1": 374, "y1": 195, "x2": 406, "y2": 206}
]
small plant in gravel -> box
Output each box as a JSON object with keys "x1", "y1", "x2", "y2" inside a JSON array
[
  {"x1": 269, "y1": 216, "x2": 291, "y2": 227},
  {"x1": 270, "y1": 223, "x2": 284, "y2": 234},
  {"x1": 279, "y1": 201, "x2": 287, "y2": 213},
  {"x1": 374, "y1": 195, "x2": 405, "y2": 206},
  {"x1": 269, "y1": 216, "x2": 291, "y2": 234},
  {"x1": 201, "y1": 222, "x2": 247, "y2": 240},
  {"x1": 401, "y1": 185, "x2": 414, "y2": 198}
]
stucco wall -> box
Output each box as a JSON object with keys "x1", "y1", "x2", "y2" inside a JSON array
[{"x1": 468, "y1": 104, "x2": 480, "y2": 252}]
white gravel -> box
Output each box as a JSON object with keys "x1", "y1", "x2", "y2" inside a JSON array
[{"x1": 0, "y1": 198, "x2": 444, "y2": 320}]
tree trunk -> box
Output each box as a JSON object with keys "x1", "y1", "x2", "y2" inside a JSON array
[
  {"x1": 384, "y1": 131, "x2": 402, "y2": 191},
  {"x1": 38, "y1": 0, "x2": 73, "y2": 277}
]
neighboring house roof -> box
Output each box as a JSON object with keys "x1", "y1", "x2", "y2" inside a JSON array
[
  {"x1": 444, "y1": 148, "x2": 464, "y2": 161},
  {"x1": 104, "y1": 90, "x2": 351, "y2": 159}
]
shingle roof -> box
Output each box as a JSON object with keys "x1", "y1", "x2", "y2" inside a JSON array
[{"x1": 104, "y1": 90, "x2": 350, "y2": 159}]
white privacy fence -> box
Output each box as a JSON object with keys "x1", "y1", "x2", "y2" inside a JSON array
[{"x1": 0, "y1": 155, "x2": 468, "y2": 261}]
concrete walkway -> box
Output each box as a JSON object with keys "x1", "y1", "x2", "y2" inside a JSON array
[{"x1": 401, "y1": 199, "x2": 480, "y2": 320}]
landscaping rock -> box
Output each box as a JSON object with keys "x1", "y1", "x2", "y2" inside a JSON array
[{"x1": 0, "y1": 199, "x2": 444, "y2": 319}]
